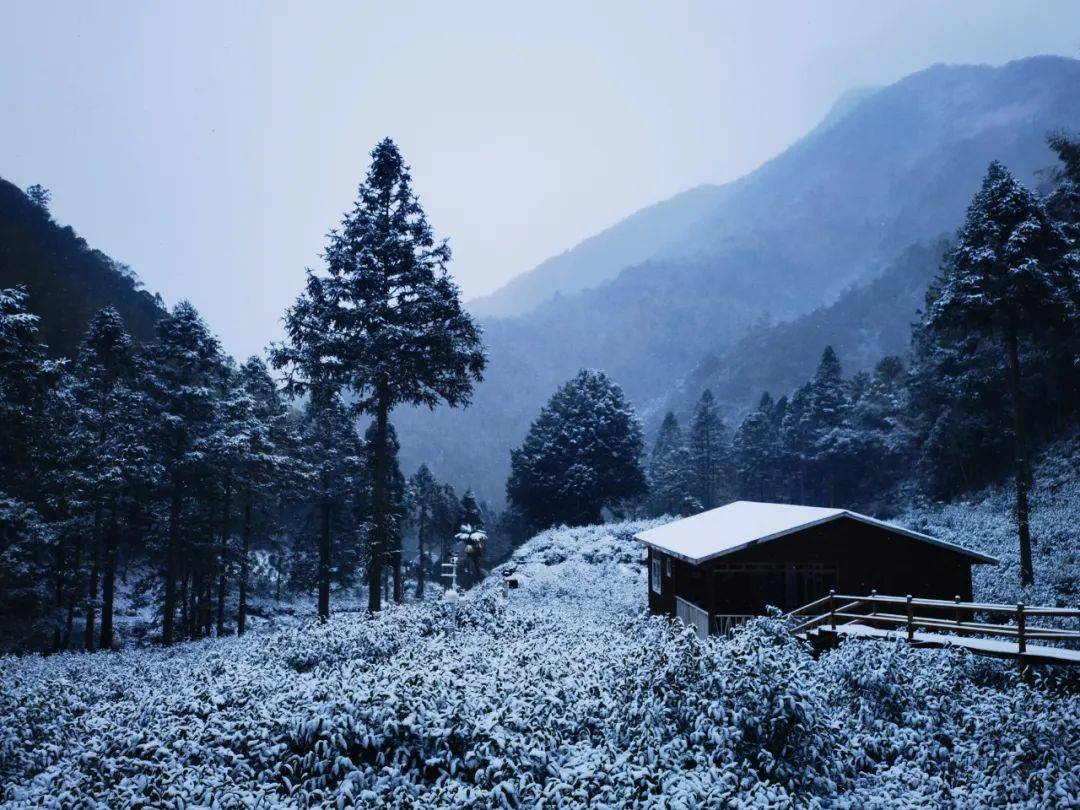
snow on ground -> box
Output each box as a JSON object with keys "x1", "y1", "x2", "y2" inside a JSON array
[
  {"x1": 899, "y1": 429, "x2": 1080, "y2": 609},
  {"x1": 1, "y1": 518, "x2": 1079, "y2": 808}
]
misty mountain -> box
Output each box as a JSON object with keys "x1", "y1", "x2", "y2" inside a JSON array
[
  {"x1": 652, "y1": 240, "x2": 947, "y2": 429},
  {"x1": 0, "y1": 178, "x2": 164, "y2": 356},
  {"x1": 469, "y1": 184, "x2": 730, "y2": 319},
  {"x1": 396, "y1": 56, "x2": 1080, "y2": 504}
]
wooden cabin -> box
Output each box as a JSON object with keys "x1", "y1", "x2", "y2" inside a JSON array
[{"x1": 635, "y1": 501, "x2": 997, "y2": 637}]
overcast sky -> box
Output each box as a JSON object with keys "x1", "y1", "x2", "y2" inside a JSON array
[{"x1": 3, "y1": 1, "x2": 1079, "y2": 358}]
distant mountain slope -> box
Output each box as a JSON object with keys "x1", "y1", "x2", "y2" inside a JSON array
[
  {"x1": 652, "y1": 240, "x2": 946, "y2": 427},
  {"x1": 397, "y1": 56, "x2": 1080, "y2": 505},
  {"x1": 469, "y1": 184, "x2": 729, "y2": 318},
  {"x1": 0, "y1": 178, "x2": 164, "y2": 355}
]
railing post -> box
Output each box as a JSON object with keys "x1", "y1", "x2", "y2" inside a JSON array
[
  {"x1": 869, "y1": 589, "x2": 877, "y2": 623},
  {"x1": 1016, "y1": 604, "x2": 1026, "y2": 655},
  {"x1": 906, "y1": 594, "x2": 914, "y2": 642},
  {"x1": 829, "y1": 589, "x2": 836, "y2": 630},
  {"x1": 954, "y1": 595, "x2": 961, "y2": 626}
]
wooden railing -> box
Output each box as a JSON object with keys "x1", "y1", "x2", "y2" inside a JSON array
[
  {"x1": 675, "y1": 597, "x2": 755, "y2": 639},
  {"x1": 712, "y1": 613, "x2": 755, "y2": 636},
  {"x1": 675, "y1": 596, "x2": 710, "y2": 639},
  {"x1": 787, "y1": 590, "x2": 1080, "y2": 659}
]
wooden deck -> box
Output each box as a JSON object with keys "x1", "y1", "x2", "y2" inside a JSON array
[
  {"x1": 808, "y1": 622, "x2": 1080, "y2": 666},
  {"x1": 788, "y1": 591, "x2": 1080, "y2": 667}
]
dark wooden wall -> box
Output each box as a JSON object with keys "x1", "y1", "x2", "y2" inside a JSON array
[{"x1": 647, "y1": 516, "x2": 979, "y2": 618}]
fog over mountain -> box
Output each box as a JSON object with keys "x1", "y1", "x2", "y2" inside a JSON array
[{"x1": 396, "y1": 56, "x2": 1080, "y2": 504}]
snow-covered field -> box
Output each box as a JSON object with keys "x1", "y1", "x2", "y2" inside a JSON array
[{"x1": 2, "y1": 514, "x2": 1078, "y2": 808}]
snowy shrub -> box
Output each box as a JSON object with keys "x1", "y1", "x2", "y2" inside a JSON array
[{"x1": 1, "y1": 516, "x2": 1077, "y2": 808}]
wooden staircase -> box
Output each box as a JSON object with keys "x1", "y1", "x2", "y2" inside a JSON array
[{"x1": 787, "y1": 591, "x2": 1080, "y2": 666}]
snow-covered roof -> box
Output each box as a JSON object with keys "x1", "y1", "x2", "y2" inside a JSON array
[{"x1": 633, "y1": 501, "x2": 998, "y2": 565}]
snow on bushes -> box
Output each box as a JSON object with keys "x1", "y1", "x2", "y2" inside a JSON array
[
  {"x1": 899, "y1": 429, "x2": 1080, "y2": 609},
  {"x1": 1, "y1": 519, "x2": 1078, "y2": 807}
]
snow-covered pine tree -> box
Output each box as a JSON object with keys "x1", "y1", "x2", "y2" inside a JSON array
[
  {"x1": 732, "y1": 392, "x2": 779, "y2": 502},
  {"x1": 69, "y1": 307, "x2": 145, "y2": 649},
  {"x1": 646, "y1": 412, "x2": 696, "y2": 517},
  {"x1": 297, "y1": 389, "x2": 362, "y2": 621},
  {"x1": 272, "y1": 138, "x2": 486, "y2": 612},
  {"x1": 0, "y1": 287, "x2": 60, "y2": 649},
  {"x1": 921, "y1": 161, "x2": 1079, "y2": 585},
  {"x1": 843, "y1": 356, "x2": 915, "y2": 504},
  {"x1": 507, "y1": 369, "x2": 645, "y2": 527},
  {"x1": 143, "y1": 302, "x2": 227, "y2": 644},
  {"x1": 688, "y1": 389, "x2": 727, "y2": 510},
  {"x1": 460, "y1": 489, "x2": 483, "y2": 529},
  {"x1": 406, "y1": 464, "x2": 439, "y2": 597},
  {"x1": 0, "y1": 287, "x2": 53, "y2": 498},
  {"x1": 228, "y1": 357, "x2": 295, "y2": 634},
  {"x1": 1046, "y1": 133, "x2": 1080, "y2": 245},
  {"x1": 806, "y1": 346, "x2": 852, "y2": 505}
]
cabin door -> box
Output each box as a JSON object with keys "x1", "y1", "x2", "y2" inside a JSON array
[{"x1": 785, "y1": 564, "x2": 838, "y2": 610}]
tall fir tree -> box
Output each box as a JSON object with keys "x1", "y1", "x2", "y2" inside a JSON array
[
  {"x1": 70, "y1": 307, "x2": 146, "y2": 649},
  {"x1": 732, "y1": 392, "x2": 779, "y2": 501},
  {"x1": 297, "y1": 390, "x2": 362, "y2": 621},
  {"x1": 406, "y1": 464, "x2": 439, "y2": 597},
  {"x1": 459, "y1": 489, "x2": 483, "y2": 529},
  {"x1": 143, "y1": 302, "x2": 227, "y2": 644},
  {"x1": 229, "y1": 357, "x2": 295, "y2": 634},
  {"x1": 273, "y1": 138, "x2": 485, "y2": 612},
  {"x1": 921, "y1": 162, "x2": 1078, "y2": 585},
  {"x1": 647, "y1": 412, "x2": 696, "y2": 516},
  {"x1": 688, "y1": 389, "x2": 727, "y2": 509}
]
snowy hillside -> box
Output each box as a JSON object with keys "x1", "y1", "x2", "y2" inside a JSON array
[{"x1": 3, "y1": 514, "x2": 1078, "y2": 807}]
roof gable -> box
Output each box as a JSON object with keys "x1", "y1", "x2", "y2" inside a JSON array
[{"x1": 633, "y1": 501, "x2": 997, "y2": 565}]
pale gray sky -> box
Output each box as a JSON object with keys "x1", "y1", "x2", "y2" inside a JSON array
[{"x1": 2, "y1": 1, "x2": 1079, "y2": 357}]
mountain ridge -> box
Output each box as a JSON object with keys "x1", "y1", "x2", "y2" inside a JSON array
[{"x1": 397, "y1": 55, "x2": 1080, "y2": 504}]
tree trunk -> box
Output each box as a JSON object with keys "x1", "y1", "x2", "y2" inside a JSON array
[
  {"x1": 62, "y1": 532, "x2": 82, "y2": 650},
  {"x1": 83, "y1": 503, "x2": 103, "y2": 651},
  {"x1": 1007, "y1": 325, "x2": 1034, "y2": 587},
  {"x1": 238, "y1": 486, "x2": 253, "y2": 635},
  {"x1": 178, "y1": 565, "x2": 189, "y2": 641},
  {"x1": 392, "y1": 548, "x2": 403, "y2": 603},
  {"x1": 188, "y1": 566, "x2": 199, "y2": 639},
  {"x1": 216, "y1": 476, "x2": 231, "y2": 636},
  {"x1": 99, "y1": 499, "x2": 120, "y2": 650},
  {"x1": 318, "y1": 499, "x2": 331, "y2": 622},
  {"x1": 416, "y1": 506, "x2": 426, "y2": 598},
  {"x1": 163, "y1": 469, "x2": 182, "y2": 645},
  {"x1": 367, "y1": 389, "x2": 390, "y2": 613},
  {"x1": 55, "y1": 534, "x2": 70, "y2": 652}
]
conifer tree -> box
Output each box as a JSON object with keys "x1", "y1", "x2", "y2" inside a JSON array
[
  {"x1": 1046, "y1": 133, "x2": 1080, "y2": 244},
  {"x1": 273, "y1": 138, "x2": 485, "y2": 612},
  {"x1": 732, "y1": 393, "x2": 779, "y2": 501},
  {"x1": 460, "y1": 489, "x2": 483, "y2": 529},
  {"x1": 70, "y1": 307, "x2": 145, "y2": 649},
  {"x1": 144, "y1": 302, "x2": 226, "y2": 644},
  {"x1": 647, "y1": 412, "x2": 696, "y2": 516},
  {"x1": 298, "y1": 390, "x2": 362, "y2": 622},
  {"x1": 406, "y1": 464, "x2": 439, "y2": 597},
  {"x1": 507, "y1": 369, "x2": 645, "y2": 527},
  {"x1": 688, "y1": 389, "x2": 727, "y2": 509},
  {"x1": 0, "y1": 288, "x2": 59, "y2": 648},
  {"x1": 922, "y1": 162, "x2": 1078, "y2": 585},
  {"x1": 229, "y1": 357, "x2": 294, "y2": 634}
]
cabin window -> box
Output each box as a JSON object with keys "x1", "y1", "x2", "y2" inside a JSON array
[
  {"x1": 651, "y1": 558, "x2": 662, "y2": 594},
  {"x1": 664, "y1": 557, "x2": 672, "y2": 577}
]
